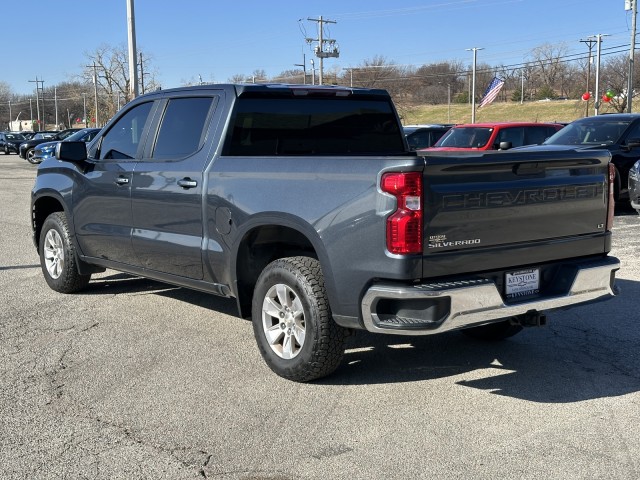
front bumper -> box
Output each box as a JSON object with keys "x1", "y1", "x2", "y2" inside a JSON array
[{"x1": 361, "y1": 256, "x2": 620, "y2": 335}]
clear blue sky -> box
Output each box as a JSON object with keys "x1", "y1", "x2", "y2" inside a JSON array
[{"x1": 2, "y1": 0, "x2": 636, "y2": 95}]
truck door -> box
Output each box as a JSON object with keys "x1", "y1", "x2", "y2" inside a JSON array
[
  {"x1": 72, "y1": 101, "x2": 155, "y2": 265},
  {"x1": 130, "y1": 94, "x2": 220, "y2": 280}
]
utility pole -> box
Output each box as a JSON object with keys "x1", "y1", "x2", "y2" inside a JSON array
[
  {"x1": 29, "y1": 77, "x2": 43, "y2": 130},
  {"x1": 294, "y1": 52, "x2": 307, "y2": 84},
  {"x1": 305, "y1": 16, "x2": 339, "y2": 85},
  {"x1": 86, "y1": 62, "x2": 100, "y2": 126},
  {"x1": 127, "y1": 0, "x2": 139, "y2": 99},
  {"x1": 54, "y1": 87, "x2": 59, "y2": 128},
  {"x1": 466, "y1": 47, "x2": 483, "y2": 123},
  {"x1": 628, "y1": 0, "x2": 638, "y2": 112},
  {"x1": 580, "y1": 38, "x2": 596, "y2": 117},
  {"x1": 82, "y1": 93, "x2": 87, "y2": 128},
  {"x1": 139, "y1": 52, "x2": 145, "y2": 94},
  {"x1": 8, "y1": 101, "x2": 11, "y2": 131}
]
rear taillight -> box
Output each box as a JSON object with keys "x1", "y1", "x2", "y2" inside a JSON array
[
  {"x1": 381, "y1": 172, "x2": 422, "y2": 254},
  {"x1": 606, "y1": 163, "x2": 615, "y2": 231}
]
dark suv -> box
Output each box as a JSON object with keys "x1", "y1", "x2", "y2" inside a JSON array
[{"x1": 518, "y1": 113, "x2": 640, "y2": 202}]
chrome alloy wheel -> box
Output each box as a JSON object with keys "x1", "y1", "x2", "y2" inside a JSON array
[
  {"x1": 261, "y1": 283, "x2": 306, "y2": 359},
  {"x1": 43, "y1": 228, "x2": 65, "y2": 279}
]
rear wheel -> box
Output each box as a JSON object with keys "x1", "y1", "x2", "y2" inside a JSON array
[
  {"x1": 461, "y1": 320, "x2": 523, "y2": 341},
  {"x1": 251, "y1": 256, "x2": 347, "y2": 382},
  {"x1": 39, "y1": 212, "x2": 91, "y2": 293},
  {"x1": 3, "y1": 145, "x2": 8, "y2": 154}
]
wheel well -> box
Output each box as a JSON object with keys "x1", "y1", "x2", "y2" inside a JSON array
[
  {"x1": 32, "y1": 196, "x2": 64, "y2": 250},
  {"x1": 236, "y1": 225, "x2": 317, "y2": 318}
]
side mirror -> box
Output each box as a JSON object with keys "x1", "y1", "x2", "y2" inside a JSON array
[
  {"x1": 56, "y1": 141, "x2": 87, "y2": 162},
  {"x1": 498, "y1": 141, "x2": 513, "y2": 150},
  {"x1": 625, "y1": 138, "x2": 640, "y2": 148}
]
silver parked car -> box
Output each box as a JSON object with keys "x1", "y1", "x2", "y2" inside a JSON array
[{"x1": 629, "y1": 159, "x2": 640, "y2": 214}]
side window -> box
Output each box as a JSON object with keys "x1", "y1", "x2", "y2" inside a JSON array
[
  {"x1": 498, "y1": 127, "x2": 524, "y2": 147},
  {"x1": 624, "y1": 122, "x2": 640, "y2": 142},
  {"x1": 97, "y1": 101, "x2": 153, "y2": 160},
  {"x1": 152, "y1": 97, "x2": 213, "y2": 159}
]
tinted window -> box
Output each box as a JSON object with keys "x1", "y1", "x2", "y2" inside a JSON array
[
  {"x1": 223, "y1": 96, "x2": 405, "y2": 155},
  {"x1": 152, "y1": 97, "x2": 213, "y2": 159},
  {"x1": 97, "y1": 102, "x2": 153, "y2": 159}
]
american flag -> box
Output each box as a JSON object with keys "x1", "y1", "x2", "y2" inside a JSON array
[{"x1": 478, "y1": 77, "x2": 505, "y2": 108}]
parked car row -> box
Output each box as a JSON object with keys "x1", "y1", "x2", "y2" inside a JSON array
[
  {"x1": 32, "y1": 128, "x2": 101, "y2": 163},
  {"x1": 1, "y1": 128, "x2": 100, "y2": 165},
  {"x1": 19, "y1": 129, "x2": 83, "y2": 163}
]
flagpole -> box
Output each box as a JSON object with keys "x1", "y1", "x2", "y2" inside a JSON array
[{"x1": 466, "y1": 47, "x2": 483, "y2": 123}]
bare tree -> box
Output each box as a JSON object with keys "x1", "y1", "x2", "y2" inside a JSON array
[
  {"x1": 526, "y1": 42, "x2": 570, "y2": 97},
  {"x1": 82, "y1": 44, "x2": 158, "y2": 122},
  {"x1": 412, "y1": 61, "x2": 464, "y2": 105},
  {"x1": 346, "y1": 56, "x2": 403, "y2": 94},
  {"x1": 601, "y1": 54, "x2": 632, "y2": 113}
]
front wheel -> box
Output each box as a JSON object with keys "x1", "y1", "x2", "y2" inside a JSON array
[
  {"x1": 251, "y1": 256, "x2": 347, "y2": 382},
  {"x1": 39, "y1": 212, "x2": 91, "y2": 293},
  {"x1": 26, "y1": 148, "x2": 39, "y2": 164}
]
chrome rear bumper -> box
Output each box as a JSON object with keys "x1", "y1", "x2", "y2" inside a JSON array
[{"x1": 361, "y1": 257, "x2": 620, "y2": 335}]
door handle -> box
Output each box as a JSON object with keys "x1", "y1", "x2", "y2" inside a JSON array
[
  {"x1": 115, "y1": 176, "x2": 130, "y2": 185},
  {"x1": 177, "y1": 178, "x2": 198, "y2": 189}
]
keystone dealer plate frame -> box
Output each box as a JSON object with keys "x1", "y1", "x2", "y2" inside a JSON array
[{"x1": 505, "y1": 268, "x2": 540, "y2": 299}]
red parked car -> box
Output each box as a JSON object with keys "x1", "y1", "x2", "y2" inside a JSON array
[{"x1": 425, "y1": 122, "x2": 564, "y2": 151}]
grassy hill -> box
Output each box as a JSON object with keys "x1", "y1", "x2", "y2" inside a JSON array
[{"x1": 396, "y1": 99, "x2": 631, "y2": 126}]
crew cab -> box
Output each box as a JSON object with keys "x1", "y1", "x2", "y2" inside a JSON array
[{"x1": 31, "y1": 84, "x2": 619, "y2": 382}]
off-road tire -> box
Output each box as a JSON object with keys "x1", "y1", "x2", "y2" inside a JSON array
[
  {"x1": 251, "y1": 256, "x2": 347, "y2": 382},
  {"x1": 39, "y1": 212, "x2": 91, "y2": 293}
]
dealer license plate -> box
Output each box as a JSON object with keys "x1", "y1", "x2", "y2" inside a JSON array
[{"x1": 505, "y1": 268, "x2": 540, "y2": 299}]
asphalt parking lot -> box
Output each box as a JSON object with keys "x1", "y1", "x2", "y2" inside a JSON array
[{"x1": 1, "y1": 154, "x2": 639, "y2": 479}]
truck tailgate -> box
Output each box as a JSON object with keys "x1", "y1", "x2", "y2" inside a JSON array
[{"x1": 420, "y1": 149, "x2": 612, "y2": 277}]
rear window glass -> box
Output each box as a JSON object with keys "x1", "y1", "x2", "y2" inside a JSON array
[
  {"x1": 436, "y1": 127, "x2": 493, "y2": 148},
  {"x1": 222, "y1": 96, "x2": 405, "y2": 155}
]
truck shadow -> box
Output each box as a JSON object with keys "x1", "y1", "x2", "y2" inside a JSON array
[
  {"x1": 325, "y1": 278, "x2": 640, "y2": 402},
  {"x1": 80, "y1": 272, "x2": 238, "y2": 316},
  {"x1": 81, "y1": 273, "x2": 639, "y2": 403}
]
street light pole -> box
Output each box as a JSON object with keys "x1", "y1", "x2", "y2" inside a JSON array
[
  {"x1": 591, "y1": 34, "x2": 609, "y2": 116},
  {"x1": 127, "y1": 0, "x2": 139, "y2": 99},
  {"x1": 466, "y1": 47, "x2": 483, "y2": 123},
  {"x1": 628, "y1": 0, "x2": 638, "y2": 112}
]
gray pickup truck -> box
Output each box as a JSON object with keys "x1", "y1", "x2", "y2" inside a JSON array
[{"x1": 31, "y1": 84, "x2": 620, "y2": 382}]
